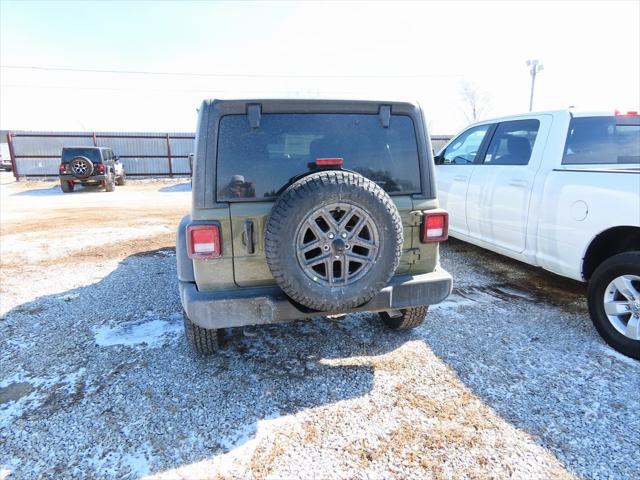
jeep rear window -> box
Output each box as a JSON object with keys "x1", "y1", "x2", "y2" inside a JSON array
[
  {"x1": 562, "y1": 116, "x2": 640, "y2": 165},
  {"x1": 216, "y1": 114, "x2": 421, "y2": 201},
  {"x1": 61, "y1": 148, "x2": 102, "y2": 164}
]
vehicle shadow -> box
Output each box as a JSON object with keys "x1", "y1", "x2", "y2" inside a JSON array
[
  {"x1": 158, "y1": 181, "x2": 191, "y2": 193},
  {"x1": 0, "y1": 248, "x2": 414, "y2": 478},
  {"x1": 11, "y1": 184, "x2": 103, "y2": 196},
  {"x1": 427, "y1": 238, "x2": 639, "y2": 479}
]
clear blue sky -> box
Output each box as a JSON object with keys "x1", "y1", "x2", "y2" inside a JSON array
[{"x1": 1, "y1": 0, "x2": 639, "y2": 133}]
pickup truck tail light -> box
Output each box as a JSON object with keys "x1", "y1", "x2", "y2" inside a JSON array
[
  {"x1": 420, "y1": 211, "x2": 449, "y2": 243},
  {"x1": 187, "y1": 224, "x2": 221, "y2": 259},
  {"x1": 97, "y1": 164, "x2": 105, "y2": 174}
]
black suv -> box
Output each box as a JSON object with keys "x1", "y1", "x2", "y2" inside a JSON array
[{"x1": 58, "y1": 147, "x2": 126, "y2": 193}]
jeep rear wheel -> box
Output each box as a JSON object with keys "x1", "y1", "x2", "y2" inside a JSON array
[
  {"x1": 183, "y1": 312, "x2": 221, "y2": 355},
  {"x1": 379, "y1": 305, "x2": 428, "y2": 330},
  {"x1": 265, "y1": 170, "x2": 403, "y2": 311},
  {"x1": 60, "y1": 180, "x2": 74, "y2": 193}
]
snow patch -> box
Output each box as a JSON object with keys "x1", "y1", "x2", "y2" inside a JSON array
[
  {"x1": 0, "y1": 369, "x2": 85, "y2": 428},
  {"x1": 123, "y1": 451, "x2": 151, "y2": 476},
  {"x1": 94, "y1": 312, "x2": 182, "y2": 348}
]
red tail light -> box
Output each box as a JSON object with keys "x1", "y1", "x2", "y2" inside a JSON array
[
  {"x1": 315, "y1": 158, "x2": 344, "y2": 167},
  {"x1": 97, "y1": 164, "x2": 105, "y2": 174},
  {"x1": 187, "y1": 224, "x2": 221, "y2": 259},
  {"x1": 59, "y1": 163, "x2": 65, "y2": 173},
  {"x1": 421, "y1": 211, "x2": 448, "y2": 243},
  {"x1": 615, "y1": 109, "x2": 639, "y2": 116}
]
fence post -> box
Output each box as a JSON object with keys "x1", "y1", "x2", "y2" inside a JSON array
[
  {"x1": 166, "y1": 133, "x2": 173, "y2": 178},
  {"x1": 6, "y1": 132, "x2": 18, "y2": 180}
]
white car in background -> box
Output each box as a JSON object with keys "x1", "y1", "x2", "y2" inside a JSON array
[
  {"x1": 0, "y1": 143, "x2": 11, "y2": 171},
  {"x1": 435, "y1": 110, "x2": 640, "y2": 359}
]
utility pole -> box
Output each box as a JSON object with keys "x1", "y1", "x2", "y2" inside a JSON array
[{"x1": 526, "y1": 59, "x2": 544, "y2": 112}]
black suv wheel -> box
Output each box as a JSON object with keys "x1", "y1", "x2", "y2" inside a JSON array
[
  {"x1": 104, "y1": 173, "x2": 115, "y2": 192},
  {"x1": 60, "y1": 180, "x2": 75, "y2": 193}
]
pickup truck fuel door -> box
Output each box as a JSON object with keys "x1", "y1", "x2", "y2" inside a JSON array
[{"x1": 465, "y1": 115, "x2": 552, "y2": 254}]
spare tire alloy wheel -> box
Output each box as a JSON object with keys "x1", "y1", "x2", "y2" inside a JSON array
[
  {"x1": 265, "y1": 171, "x2": 403, "y2": 312},
  {"x1": 296, "y1": 202, "x2": 379, "y2": 286},
  {"x1": 69, "y1": 156, "x2": 93, "y2": 179}
]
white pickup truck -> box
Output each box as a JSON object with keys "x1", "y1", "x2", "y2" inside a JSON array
[{"x1": 435, "y1": 110, "x2": 640, "y2": 359}]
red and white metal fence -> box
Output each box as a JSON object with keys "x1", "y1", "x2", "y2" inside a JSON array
[{"x1": 5, "y1": 131, "x2": 195, "y2": 179}]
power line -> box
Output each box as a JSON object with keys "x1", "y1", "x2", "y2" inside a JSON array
[
  {"x1": 0, "y1": 64, "x2": 464, "y2": 79},
  {"x1": 1, "y1": 83, "x2": 354, "y2": 95}
]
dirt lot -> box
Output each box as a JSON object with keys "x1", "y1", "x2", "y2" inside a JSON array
[{"x1": 1, "y1": 173, "x2": 638, "y2": 480}]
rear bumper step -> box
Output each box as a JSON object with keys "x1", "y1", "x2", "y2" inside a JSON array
[{"x1": 179, "y1": 268, "x2": 452, "y2": 329}]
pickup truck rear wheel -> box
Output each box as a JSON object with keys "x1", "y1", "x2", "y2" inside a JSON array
[
  {"x1": 183, "y1": 312, "x2": 221, "y2": 355},
  {"x1": 587, "y1": 251, "x2": 640, "y2": 360},
  {"x1": 380, "y1": 305, "x2": 428, "y2": 330}
]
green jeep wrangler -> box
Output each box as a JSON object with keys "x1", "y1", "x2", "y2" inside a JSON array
[{"x1": 176, "y1": 99, "x2": 453, "y2": 354}]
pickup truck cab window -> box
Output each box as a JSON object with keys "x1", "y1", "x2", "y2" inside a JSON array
[
  {"x1": 562, "y1": 116, "x2": 640, "y2": 165},
  {"x1": 482, "y1": 119, "x2": 540, "y2": 166},
  {"x1": 441, "y1": 125, "x2": 491, "y2": 165}
]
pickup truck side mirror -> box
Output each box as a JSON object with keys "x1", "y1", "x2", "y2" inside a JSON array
[{"x1": 434, "y1": 153, "x2": 444, "y2": 165}]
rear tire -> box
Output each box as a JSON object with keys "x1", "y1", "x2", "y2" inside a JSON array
[
  {"x1": 380, "y1": 305, "x2": 428, "y2": 330},
  {"x1": 60, "y1": 180, "x2": 74, "y2": 193},
  {"x1": 104, "y1": 174, "x2": 115, "y2": 192},
  {"x1": 587, "y1": 252, "x2": 640, "y2": 360},
  {"x1": 183, "y1": 312, "x2": 221, "y2": 355},
  {"x1": 115, "y1": 172, "x2": 126, "y2": 186}
]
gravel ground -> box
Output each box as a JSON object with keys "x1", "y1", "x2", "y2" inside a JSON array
[{"x1": 1, "y1": 175, "x2": 639, "y2": 479}]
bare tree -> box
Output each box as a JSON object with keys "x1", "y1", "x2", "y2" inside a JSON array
[{"x1": 459, "y1": 80, "x2": 490, "y2": 122}]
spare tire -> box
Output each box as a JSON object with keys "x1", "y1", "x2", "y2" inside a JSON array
[
  {"x1": 265, "y1": 170, "x2": 403, "y2": 311},
  {"x1": 69, "y1": 156, "x2": 94, "y2": 179}
]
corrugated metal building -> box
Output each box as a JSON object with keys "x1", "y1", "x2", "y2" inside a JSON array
[{"x1": 7, "y1": 131, "x2": 195, "y2": 177}]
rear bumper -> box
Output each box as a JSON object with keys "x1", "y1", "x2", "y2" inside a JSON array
[
  {"x1": 179, "y1": 268, "x2": 452, "y2": 329},
  {"x1": 59, "y1": 174, "x2": 107, "y2": 181}
]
